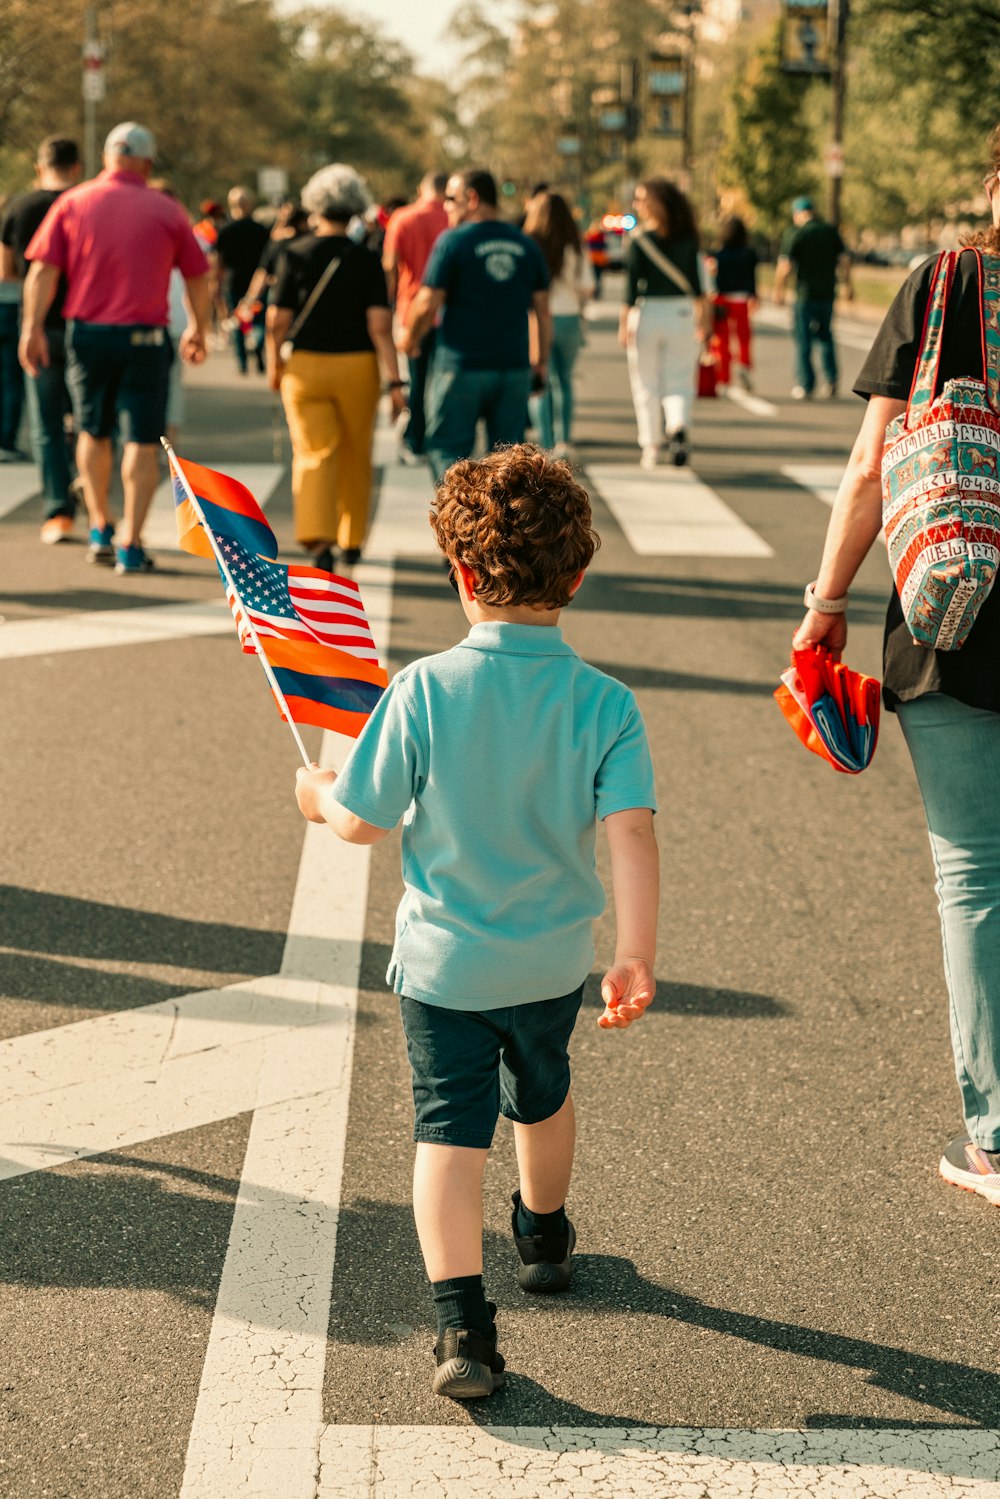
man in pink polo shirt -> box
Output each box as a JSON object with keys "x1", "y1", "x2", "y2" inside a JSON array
[
  {"x1": 382, "y1": 172, "x2": 447, "y2": 461},
  {"x1": 18, "y1": 122, "x2": 211, "y2": 574}
]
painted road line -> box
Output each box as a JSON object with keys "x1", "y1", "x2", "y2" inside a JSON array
[
  {"x1": 782, "y1": 462, "x2": 844, "y2": 508},
  {"x1": 179, "y1": 732, "x2": 367, "y2": 1499},
  {"x1": 0, "y1": 598, "x2": 234, "y2": 662},
  {"x1": 0, "y1": 973, "x2": 353, "y2": 1180},
  {"x1": 179, "y1": 557, "x2": 393, "y2": 1497},
  {"x1": 367, "y1": 456, "x2": 437, "y2": 557},
  {"x1": 725, "y1": 384, "x2": 779, "y2": 418},
  {"x1": 586, "y1": 463, "x2": 773, "y2": 558},
  {"x1": 142, "y1": 462, "x2": 284, "y2": 553},
  {"x1": 0, "y1": 465, "x2": 41, "y2": 520},
  {"x1": 317, "y1": 1425, "x2": 1000, "y2": 1498}
]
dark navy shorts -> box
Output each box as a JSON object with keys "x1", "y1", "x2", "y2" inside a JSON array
[
  {"x1": 399, "y1": 985, "x2": 584, "y2": 1149},
  {"x1": 67, "y1": 321, "x2": 173, "y2": 444}
]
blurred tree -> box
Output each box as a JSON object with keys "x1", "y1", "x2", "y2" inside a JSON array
[
  {"x1": 870, "y1": 0, "x2": 1000, "y2": 123},
  {"x1": 718, "y1": 21, "x2": 818, "y2": 239},
  {"x1": 0, "y1": 0, "x2": 294, "y2": 205},
  {"x1": 0, "y1": 0, "x2": 461, "y2": 207},
  {"x1": 281, "y1": 8, "x2": 459, "y2": 194}
]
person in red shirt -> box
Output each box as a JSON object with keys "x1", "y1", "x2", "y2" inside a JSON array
[
  {"x1": 18, "y1": 122, "x2": 211, "y2": 574},
  {"x1": 382, "y1": 172, "x2": 448, "y2": 459}
]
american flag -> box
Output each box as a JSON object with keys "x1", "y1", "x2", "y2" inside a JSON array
[{"x1": 218, "y1": 536, "x2": 380, "y2": 663}]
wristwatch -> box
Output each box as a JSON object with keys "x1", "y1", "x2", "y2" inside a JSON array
[{"x1": 804, "y1": 581, "x2": 849, "y2": 614}]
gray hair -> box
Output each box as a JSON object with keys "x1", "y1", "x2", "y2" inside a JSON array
[{"x1": 301, "y1": 163, "x2": 371, "y2": 222}]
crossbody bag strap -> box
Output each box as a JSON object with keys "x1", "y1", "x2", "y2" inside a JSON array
[
  {"x1": 630, "y1": 230, "x2": 695, "y2": 297},
  {"x1": 906, "y1": 250, "x2": 954, "y2": 427},
  {"x1": 978, "y1": 248, "x2": 1000, "y2": 412},
  {"x1": 284, "y1": 249, "x2": 346, "y2": 347}
]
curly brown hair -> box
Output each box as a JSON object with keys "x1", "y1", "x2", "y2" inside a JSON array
[
  {"x1": 430, "y1": 444, "x2": 600, "y2": 610},
  {"x1": 963, "y1": 123, "x2": 1000, "y2": 252}
]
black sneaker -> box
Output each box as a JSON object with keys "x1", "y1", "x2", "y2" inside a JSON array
[
  {"x1": 511, "y1": 1190, "x2": 575, "y2": 1293},
  {"x1": 432, "y1": 1302, "x2": 505, "y2": 1399},
  {"x1": 940, "y1": 1135, "x2": 1000, "y2": 1205},
  {"x1": 668, "y1": 428, "x2": 689, "y2": 467},
  {"x1": 340, "y1": 547, "x2": 362, "y2": 566}
]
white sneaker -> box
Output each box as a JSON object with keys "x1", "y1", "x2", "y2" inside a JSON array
[
  {"x1": 791, "y1": 385, "x2": 811, "y2": 401},
  {"x1": 552, "y1": 442, "x2": 575, "y2": 461},
  {"x1": 639, "y1": 446, "x2": 660, "y2": 471}
]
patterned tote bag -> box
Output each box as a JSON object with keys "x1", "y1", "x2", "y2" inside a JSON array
[{"x1": 882, "y1": 248, "x2": 1000, "y2": 650}]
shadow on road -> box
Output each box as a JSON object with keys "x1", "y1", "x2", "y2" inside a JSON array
[{"x1": 467, "y1": 1252, "x2": 1000, "y2": 1437}]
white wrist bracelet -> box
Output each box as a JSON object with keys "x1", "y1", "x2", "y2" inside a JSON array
[{"x1": 804, "y1": 581, "x2": 848, "y2": 615}]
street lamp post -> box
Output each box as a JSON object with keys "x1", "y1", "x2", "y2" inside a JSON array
[
  {"x1": 828, "y1": 0, "x2": 850, "y2": 227},
  {"x1": 82, "y1": 6, "x2": 106, "y2": 180}
]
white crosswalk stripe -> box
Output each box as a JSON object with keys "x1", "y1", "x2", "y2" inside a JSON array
[
  {"x1": 586, "y1": 462, "x2": 773, "y2": 557},
  {"x1": 0, "y1": 464, "x2": 41, "y2": 519},
  {"x1": 782, "y1": 462, "x2": 844, "y2": 507},
  {"x1": 725, "y1": 384, "x2": 779, "y2": 418}
]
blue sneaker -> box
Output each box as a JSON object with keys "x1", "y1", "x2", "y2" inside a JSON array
[
  {"x1": 87, "y1": 524, "x2": 116, "y2": 564},
  {"x1": 114, "y1": 543, "x2": 155, "y2": 575}
]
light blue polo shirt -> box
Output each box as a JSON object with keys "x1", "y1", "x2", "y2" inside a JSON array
[{"x1": 330, "y1": 621, "x2": 657, "y2": 1010}]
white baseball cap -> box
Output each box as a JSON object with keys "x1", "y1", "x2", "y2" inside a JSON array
[{"x1": 104, "y1": 122, "x2": 156, "y2": 160}]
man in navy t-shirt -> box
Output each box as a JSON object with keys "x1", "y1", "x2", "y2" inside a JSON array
[{"x1": 403, "y1": 168, "x2": 551, "y2": 484}]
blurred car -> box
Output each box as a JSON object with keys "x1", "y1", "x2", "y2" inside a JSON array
[{"x1": 600, "y1": 212, "x2": 636, "y2": 270}]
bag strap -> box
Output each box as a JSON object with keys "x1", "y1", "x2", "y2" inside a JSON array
[
  {"x1": 906, "y1": 250, "x2": 953, "y2": 426},
  {"x1": 630, "y1": 230, "x2": 695, "y2": 297},
  {"x1": 979, "y1": 248, "x2": 1000, "y2": 412},
  {"x1": 284, "y1": 248, "x2": 347, "y2": 347}
]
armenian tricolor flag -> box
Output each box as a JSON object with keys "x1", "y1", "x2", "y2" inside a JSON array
[
  {"x1": 172, "y1": 454, "x2": 278, "y2": 561},
  {"x1": 261, "y1": 638, "x2": 388, "y2": 738}
]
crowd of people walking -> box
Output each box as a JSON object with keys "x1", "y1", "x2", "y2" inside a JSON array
[{"x1": 1, "y1": 118, "x2": 861, "y2": 573}]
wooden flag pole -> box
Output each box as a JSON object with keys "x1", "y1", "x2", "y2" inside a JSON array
[{"x1": 161, "y1": 438, "x2": 313, "y2": 768}]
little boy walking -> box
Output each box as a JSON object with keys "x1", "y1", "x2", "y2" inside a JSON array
[{"x1": 295, "y1": 444, "x2": 659, "y2": 1399}]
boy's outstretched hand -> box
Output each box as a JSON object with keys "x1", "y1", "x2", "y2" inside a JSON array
[
  {"x1": 598, "y1": 957, "x2": 655, "y2": 1029},
  {"x1": 295, "y1": 762, "x2": 336, "y2": 823}
]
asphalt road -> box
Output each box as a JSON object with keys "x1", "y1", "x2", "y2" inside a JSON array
[{"x1": 2, "y1": 298, "x2": 998, "y2": 1499}]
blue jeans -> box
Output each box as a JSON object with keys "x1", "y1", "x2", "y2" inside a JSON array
[
  {"x1": 897, "y1": 694, "x2": 1000, "y2": 1148},
  {"x1": 529, "y1": 314, "x2": 583, "y2": 449},
  {"x1": 425, "y1": 365, "x2": 532, "y2": 485},
  {"x1": 0, "y1": 302, "x2": 24, "y2": 450},
  {"x1": 26, "y1": 327, "x2": 75, "y2": 516},
  {"x1": 403, "y1": 327, "x2": 436, "y2": 455},
  {"x1": 793, "y1": 298, "x2": 837, "y2": 393}
]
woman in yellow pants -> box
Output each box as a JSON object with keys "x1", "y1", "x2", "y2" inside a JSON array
[{"x1": 266, "y1": 164, "x2": 405, "y2": 566}]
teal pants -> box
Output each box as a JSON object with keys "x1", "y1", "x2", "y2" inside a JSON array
[{"x1": 898, "y1": 693, "x2": 1000, "y2": 1147}]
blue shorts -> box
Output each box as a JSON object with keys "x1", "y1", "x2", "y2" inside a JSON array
[
  {"x1": 399, "y1": 985, "x2": 584, "y2": 1149},
  {"x1": 66, "y1": 321, "x2": 173, "y2": 444}
]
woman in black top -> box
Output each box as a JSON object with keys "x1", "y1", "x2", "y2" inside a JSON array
[
  {"x1": 710, "y1": 216, "x2": 758, "y2": 391},
  {"x1": 793, "y1": 126, "x2": 1000, "y2": 1204},
  {"x1": 618, "y1": 177, "x2": 711, "y2": 469},
  {"x1": 266, "y1": 164, "x2": 404, "y2": 567}
]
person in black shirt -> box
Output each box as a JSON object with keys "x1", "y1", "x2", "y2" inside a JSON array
[
  {"x1": 215, "y1": 187, "x2": 270, "y2": 374},
  {"x1": 774, "y1": 196, "x2": 852, "y2": 399},
  {"x1": 266, "y1": 163, "x2": 404, "y2": 567},
  {"x1": 0, "y1": 136, "x2": 82, "y2": 540},
  {"x1": 619, "y1": 177, "x2": 711, "y2": 469},
  {"x1": 793, "y1": 126, "x2": 1000, "y2": 1205},
  {"x1": 710, "y1": 215, "x2": 758, "y2": 391}
]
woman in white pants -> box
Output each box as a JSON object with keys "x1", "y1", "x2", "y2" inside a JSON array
[{"x1": 619, "y1": 178, "x2": 710, "y2": 469}]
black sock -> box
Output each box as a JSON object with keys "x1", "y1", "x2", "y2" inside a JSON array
[
  {"x1": 431, "y1": 1274, "x2": 492, "y2": 1337},
  {"x1": 515, "y1": 1195, "x2": 568, "y2": 1240}
]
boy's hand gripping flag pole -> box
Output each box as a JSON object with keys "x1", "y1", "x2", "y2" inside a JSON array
[{"x1": 161, "y1": 437, "x2": 313, "y2": 767}]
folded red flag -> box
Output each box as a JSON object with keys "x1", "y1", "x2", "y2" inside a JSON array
[{"x1": 774, "y1": 646, "x2": 881, "y2": 774}]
